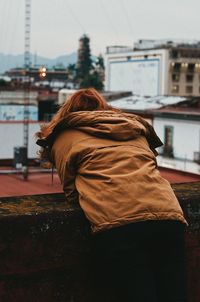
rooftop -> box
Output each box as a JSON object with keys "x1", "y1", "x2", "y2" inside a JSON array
[
  {"x1": 0, "y1": 170, "x2": 62, "y2": 197},
  {"x1": 110, "y1": 95, "x2": 187, "y2": 113},
  {"x1": 0, "y1": 167, "x2": 200, "y2": 198},
  {"x1": 134, "y1": 39, "x2": 200, "y2": 50},
  {"x1": 106, "y1": 39, "x2": 200, "y2": 54},
  {"x1": 157, "y1": 156, "x2": 200, "y2": 176},
  {"x1": 150, "y1": 98, "x2": 200, "y2": 117}
]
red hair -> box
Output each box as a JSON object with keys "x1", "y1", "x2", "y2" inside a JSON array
[{"x1": 37, "y1": 88, "x2": 117, "y2": 139}]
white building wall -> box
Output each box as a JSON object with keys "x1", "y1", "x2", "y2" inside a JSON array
[
  {"x1": 0, "y1": 91, "x2": 38, "y2": 105},
  {"x1": 105, "y1": 49, "x2": 168, "y2": 96},
  {"x1": 161, "y1": 50, "x2": 169, "y2": 95},
  {"x1": 0, "y1": 122, "x2": 41, "y2": 159},
  {"x1": 153, "y1": 117, "x2": 200, "y2": 161}
]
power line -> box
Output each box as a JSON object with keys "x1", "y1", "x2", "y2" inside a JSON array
[
  {"x1": 65, "y1": 0, "x2": 86, "y2": 34},
  {"x1": 0, "y1": 0, "x2": 10, "y2": 50},
  {"x1": 4, "y1": 0, "x2": 23, "y2": 71},
  {"x1": 0, "y1": 0, "x2": 24, "y2": 74},
  {"x1": 119, "y1": 0, "x2": 134, "y2": 38},
  {"x1": 99, "y1": 0, "x2": 120, "y2": 43}
]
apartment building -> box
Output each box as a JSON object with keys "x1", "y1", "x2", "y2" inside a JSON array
[
  {"x1": 151, "y1": 98, "x2": 200, "y2": 163},
  {"x1": 105, "y1": 39, "x2": 200, "y2": 97}
]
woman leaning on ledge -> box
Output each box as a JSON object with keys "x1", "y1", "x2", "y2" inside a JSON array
[{"x1": 36, "y1": 88, "x2": 188, "y2": 302}]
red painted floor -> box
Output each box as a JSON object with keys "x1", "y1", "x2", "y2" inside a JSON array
[
  {"x1": 159, "y1": 167, "x2": 200, "y2": 184},
  {"x1": 0, "y1": 167, "x2": 199, "y2": 197},
  {"x1": 0, "y1": 172, "x2": 62, "y2": 197}
]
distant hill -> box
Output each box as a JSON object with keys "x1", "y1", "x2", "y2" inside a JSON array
[{"x1": 0, "y1": 52, "x2": 77, "y2": 74}]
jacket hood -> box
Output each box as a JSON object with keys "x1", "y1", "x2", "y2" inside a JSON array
[{"x1": 37, "y1": 110, "x2": 163, "y2": 150}]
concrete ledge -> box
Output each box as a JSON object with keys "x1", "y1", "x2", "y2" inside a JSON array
[{"x1": 0, "y1": 182, "x2": 199, "y2": 302}]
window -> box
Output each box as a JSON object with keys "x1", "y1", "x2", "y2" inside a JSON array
[
  {"x1": 171, "y1": 50, "x2": 179, "y2": 59},
  {"x1": 173, "y1": 63, "x2": 181, "y2": 72},
  {"x1": 172, "y1": 73, "x2": 180, "y2": 82},
  {"x1": 186, "y1": 74, "x2": 194, "y2": 82},
  {"x1": 163, "y1": 126, "x2": 174, "y2": 157},
  {"x1": 186, "y1": 86, "x2": 193, "y2": 93},
  {"x1": 172, "y1": 85, "x2": 179, "y2": 93},
  {"x1": 188, "y1": 63, "x2": 195, "y2": 73}
]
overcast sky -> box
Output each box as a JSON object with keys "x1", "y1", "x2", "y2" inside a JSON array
[{"x1": 0, "y1": 0, "x2": 199, "y2": 58}]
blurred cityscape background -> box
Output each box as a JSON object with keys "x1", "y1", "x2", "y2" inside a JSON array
[
  {"x1": 1, "y1": 3, "x2": 200, "y2": 301},
  {"x1": 0, "y1": 0, "x2": 200, "y2": 196}
]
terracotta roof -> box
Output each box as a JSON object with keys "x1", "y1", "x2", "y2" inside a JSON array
[
  {"x1": 0, "y1": 172, "x2": 62, "y2": 197},
  {"x1": 152, "y1": 107, "x2": 200, "y2": 116},
  {"x1": 159, "y1": 167, "x2": 200, "y2": 183},
  {"x1": 150, "y1": 98, "x2": 200, "y2": 116},
  {"x1": 0, "y1": 168, "x2": 199, "y2": 197}
]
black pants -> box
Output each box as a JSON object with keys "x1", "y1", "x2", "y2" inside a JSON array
[{"x1": 92, "y1": 220, "x2": 187, "y2": 302}]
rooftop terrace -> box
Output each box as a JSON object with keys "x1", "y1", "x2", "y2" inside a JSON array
[{"x1": 0, "y1": 167, "x2": 200, "y2": 197}]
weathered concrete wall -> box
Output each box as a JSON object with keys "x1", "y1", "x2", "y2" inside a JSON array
[
  {"x1": 0, "y1": 121, "x2": 40, "y2": 159},
  {"x1": 173, "y1": 182, "x2": 200, "y2": 302},
  {"x1": 0, "y1": 182, "x2": 199, "y2": 302}
]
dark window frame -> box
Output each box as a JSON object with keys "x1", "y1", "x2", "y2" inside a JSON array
[
  {"x1": 172, "y1": 85, "x2": 179, "y2": 93},
  {"x1": 163, "y1": 126, "x2": 174, "y2": 158},
  {"x1": 186, "y1": 85, "x2": 193, "y2": 93},
  {"x1": 186, "y1": 74, "x2": 194, "y2": 82},
  {"x1": 172, "y1": 73, "x2": 180, "y2": 82}
]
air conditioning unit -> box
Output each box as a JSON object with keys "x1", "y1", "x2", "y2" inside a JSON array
[
  {"x1": 194, "y1": 152, "x2": 200, "y2": 164},
  {"x1": 13, "y1": 146, "x2": 28, "y2": 169}
]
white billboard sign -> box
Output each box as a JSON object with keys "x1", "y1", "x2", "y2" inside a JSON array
[
  {"x1": 109, "y1": 59, "x2": 160, "y2": 96},
  {"x1": 0, "y1": 105, "x2": 38, "y2": 121}
]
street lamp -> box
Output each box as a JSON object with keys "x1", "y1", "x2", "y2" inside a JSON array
[{"x1": 39, "y1": 67, "x2": 47, "y2": 79}]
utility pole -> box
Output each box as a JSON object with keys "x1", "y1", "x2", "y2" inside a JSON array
[{"x1": 23, "y1": 0, "x2": 31, "y2": 180}]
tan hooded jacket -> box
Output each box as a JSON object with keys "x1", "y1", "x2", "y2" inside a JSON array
[{"x1": 49, "y1": 111, "x2": 187, "y2": 233}]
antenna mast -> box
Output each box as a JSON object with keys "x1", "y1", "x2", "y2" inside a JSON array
[{"x1": 23, "y1": 0, "x2": 31, "y2": 179}]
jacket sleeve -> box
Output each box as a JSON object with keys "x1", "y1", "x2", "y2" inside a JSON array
[
  {"x1": 62, "y1": 157, "x2": 79, "y2": 204},
  {"x1": 62, "y1": 150, "x2": 79, "y2": 203},
  {"x1": 52, "y1": 145, "x2": 79, "y2": 204},
  {"x1": 135, "y1": 116, "x2": 163, "y2": 151}
]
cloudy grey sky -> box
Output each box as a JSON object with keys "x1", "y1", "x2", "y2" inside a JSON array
[{"x1": 0, "y1": 0, "x2": 199, "y2": 58}]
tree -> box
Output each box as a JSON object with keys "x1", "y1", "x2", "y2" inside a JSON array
[
  {"x1": 76, "y1": 35, "x2": 104, "y2": 90},
  {"x1": 76, "y1": 35, "x2": 92, "y2": 83},
  {"x1": 67, "y1": 63, "x2": 76, "y2": 81},
  {"x1": 81, "y1": 72, "x2": 104, "y2": 91},
  {"x1": 0, "y1": 79, "x2": 7, "y2": 88},
  {"x1": 94, "y1": 54, "x2": 105, "y2": 87},
  {"x1": 96, "y1": 54, "x2": 105, "y2": 70}
]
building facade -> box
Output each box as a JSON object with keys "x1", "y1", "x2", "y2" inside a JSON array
[
  {"x1": 105, "y1": 39, "x2": 200, "y2": 97},
  {"x1": 0, "y1": 91, "x2": 38, "y2": 105},
  {"x1": 0, "y1": 121, "x2": 40, "y2": 159},
  {"x1": 151, "y1": 100, "x2": 200, "y2": 163}
]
